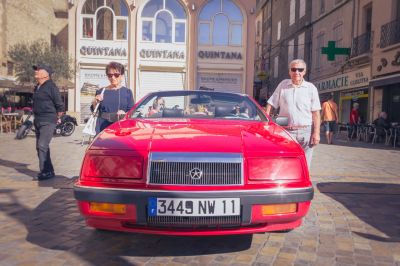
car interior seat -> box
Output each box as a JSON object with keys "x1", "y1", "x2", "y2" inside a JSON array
[
  {"x1": 162, "y1": 108, "x2": 184, "y2": 118},
  {"x1": 214, "y1": 105, "x2": 234, "y2": 117}
]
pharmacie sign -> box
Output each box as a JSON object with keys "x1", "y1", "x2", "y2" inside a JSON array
[{"x1": 314, "y1": 68, "x2": 370, "y2": 92}]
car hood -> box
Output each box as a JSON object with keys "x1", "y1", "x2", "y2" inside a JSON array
[{"x1": 90, "y1": 119, "x2": 302, "y2": 156}]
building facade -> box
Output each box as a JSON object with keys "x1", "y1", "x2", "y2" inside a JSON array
[
  {"x1": 370, "y1": 0, "x2": 400, "y2": 123},
  {"x1": 258, "y1": 0, "x2": 312, "y2": 99},
  {"x1": 309, "y1": 0, "x2": 371, "y2": 123},
  {"x1": 68, "y1": 0, "x2": 256, "y2": 122},
  {"x1": 0, "y1": 0, "x2": 68, "y2": 85}
]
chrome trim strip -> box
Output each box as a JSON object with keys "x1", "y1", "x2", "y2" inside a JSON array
[
  {"x1": 147, "y1": 152, "x2": 244, "y2": 186},
  {"x1": 74, "y1": 184, "x2": 313, "y2": 194},
  {"x1": 149, "y1": 152, "x2": 243, "y2": 163}
]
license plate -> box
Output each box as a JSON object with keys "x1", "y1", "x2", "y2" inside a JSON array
[{"x1": 148, "y1": 197, "x2": 240, "y2": 217}]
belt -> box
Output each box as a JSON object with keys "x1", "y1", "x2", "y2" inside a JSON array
[{"x1": 285, "y1": 125, "x2": 311, "y2": 130}]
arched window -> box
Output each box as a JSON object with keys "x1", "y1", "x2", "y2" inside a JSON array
[
  {"x1": 141, "y1": 0, "x2": 186, "y2": 43},
  {"x1": 97, "y1": 8, "x2": 113, "y2": 40},
  {"x1": 198, "y1": 0, "x2": 243, "y2": 46},
  {"x1": 156, "y1": 11, "x2": 172, "y2": 43},
  {"x1": 81, "y1": 0, "x2": 128, "y2": 40}
]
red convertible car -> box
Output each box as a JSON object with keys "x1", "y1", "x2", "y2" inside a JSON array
[{"x1": 74, "y1": 90, "x2": 313, "y2": 236}]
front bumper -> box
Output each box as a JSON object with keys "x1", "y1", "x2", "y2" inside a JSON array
[{"x1": 74, "y1": 185, "x2": 314, "y2": 235}]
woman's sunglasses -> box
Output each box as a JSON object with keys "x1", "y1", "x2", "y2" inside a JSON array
[{"x1": 107, "y1": 73, "x2": 121, "y2": 78}]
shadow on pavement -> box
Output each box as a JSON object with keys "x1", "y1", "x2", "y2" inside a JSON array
[
  {"x1": 0, "y1": 174, "x2": 252, "y2": 264},
  {"x1": 0, "y1": 158, "x2": 37, "y2": 178},
  {"x1": 317, "y1": 182, "x2": 400, "y2": 243}
]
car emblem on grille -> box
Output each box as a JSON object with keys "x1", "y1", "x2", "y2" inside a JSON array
[{"x1": 189, "y1": 168, "x2": 203, "y2": 180}]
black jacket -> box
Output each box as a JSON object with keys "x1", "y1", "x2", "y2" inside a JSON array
[{"x1": 33, "y1": 79, "x2": 64, "y2": 123}]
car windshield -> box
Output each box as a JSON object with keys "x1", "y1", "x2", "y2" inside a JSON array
[{"x1": 130, "y1": 91, "x2": 267, "y2": 121}]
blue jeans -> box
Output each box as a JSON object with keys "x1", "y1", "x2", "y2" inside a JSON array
[{"x1": 287, "y1": 126, "x2": 313, "y2": 169}]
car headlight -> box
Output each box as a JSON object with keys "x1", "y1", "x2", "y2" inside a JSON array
[
  {"x1": 248, "y1": 157, "x2": 304, "y2": 181},
  {"x1": 81, "y1": 154, "x2": 143, "y2": 179}
]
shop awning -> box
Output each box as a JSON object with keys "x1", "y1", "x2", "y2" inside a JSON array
[
  {"x1": 369, "y1": 73, "x2": 400, "y2": 87},
  {"x1": 0, "y1": 76, "x2": 17, "y2": 88}
]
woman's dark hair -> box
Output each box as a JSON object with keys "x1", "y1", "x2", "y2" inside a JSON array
[{"x1": 105, "y1": 61, "x2": 125, "y2": 75}]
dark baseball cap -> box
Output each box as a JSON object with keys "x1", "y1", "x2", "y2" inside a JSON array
[{"x1": 32, "y1": 64, "x2": 53, "y2": 75}]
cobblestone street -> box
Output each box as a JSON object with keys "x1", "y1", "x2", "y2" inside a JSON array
[{"x1": 0, "y1": 129, "x2": 399, "y2": 266}]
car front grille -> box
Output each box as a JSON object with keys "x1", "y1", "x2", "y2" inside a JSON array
[
  {"x1": 147, "y1": 215, "x2": 241, "y2": 227},
  {"x1": 148, "y1": 152, "x2": 243, "y2": 185}
]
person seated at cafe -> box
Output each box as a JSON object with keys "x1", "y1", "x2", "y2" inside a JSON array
[{"x1": 373, "y1": 111, "x2": 390, "y2": 142}]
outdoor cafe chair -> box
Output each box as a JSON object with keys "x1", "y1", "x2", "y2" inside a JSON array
[{"x1": 0, "y1": 114, "x2": 12, "y2": 133}]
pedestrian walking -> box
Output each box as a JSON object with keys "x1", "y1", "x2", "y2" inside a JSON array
[
  {"x1": 91, "y1": 61, "x2": 134, "y2": 135},
  {"x1": 32, "y1": 64, "x2": 64, "y2": 180},
  {"x1": 349, "y1": 102, "x2": 360, "y2": 139},
  {"x1": 321, "y1": 94, "x2": 339, "y2": 144},
  {"x1": 265, "y1": 59, "x2": 321, "y2": 169}
]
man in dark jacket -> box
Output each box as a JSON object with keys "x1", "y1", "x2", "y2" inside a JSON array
[{"x1": 32, "y1": 64, "x2": 64, "y2": 180}]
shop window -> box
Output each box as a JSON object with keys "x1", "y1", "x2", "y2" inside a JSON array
[
  {"x1": 288, "y1": 39, "x2": 294, "y2": 65},
  {"x1": 213, "y1": 14, "x2": 229, "y2": 46},
  {"x1": 277, "y1": 20, "x2": 281, "y2": 41},
  {"x1": 289, "y1": 0, "x2": 295, "y2": 26},
  {"x1": 320, "y1": 0, "x2": 325, "y2": 15},
  {"x1": 82, "y1": 0, "x2": 103, "y2": 14},
  {"x1": 231, "y1": 24, "x2": 242, "y2": 45},
  {"x1": 299, "y1": 0, "x2": 306, "y2": 18},
  {"x1": 141, "y1": 0, "x2": 186, "y2": 43},
  {"x1": 142, "y1": 0, "x2": 163, "y2": 17},
  {"x1": 273, "y1": 56, "x2": 279, "y2": 78},
  {"x1": 117, "y1": 20, "x2": 127, "y2": 40},
  {"x1": 199, "y1": 23, "x2": 211, "y2": 45},
  {"x1": 165, "y1": 0, "x2": 185, "y2": 19},
  {"x1": 156, "y1": 11, "x2": 172, "y2": 43},
  {"x1": 106, "y1": 0, "x2": 129, "y2": 16},
  {"x1": 198, "y1": 0, "x2": 243, "y2": 46},
  {"x1": 97, "y1": 8, "x2": 114, "y2": 40},
  {"x1": 82, "y1": 18, "x2": 94, "y2": 38},
  {"x1": 142, "y1": 21, "x2": 153, "y2": 41},
  {"x1": 316, "y1": 32, "x2": 325, "y2": 70},
  {"x1": 80, "y1": 0, "x2": 128, "y2": 40},
  {"x1": 297, "y1": 32, "x2": 305, "y2": 60},
  {"x1": 175, "y1": 22, "x2": 185, "y2": 42}
]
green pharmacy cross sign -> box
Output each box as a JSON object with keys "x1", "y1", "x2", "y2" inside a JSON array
[{"x1": 321, "y1": 41, "x2": 351, "y2": 61}]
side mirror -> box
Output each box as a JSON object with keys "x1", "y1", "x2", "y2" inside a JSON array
[{"x1": 273, "y1": 116, "x2": 289, "y2": 126}]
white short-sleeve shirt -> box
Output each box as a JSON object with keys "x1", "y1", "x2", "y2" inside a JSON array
[{"x1": 268, "y1": 79, "x2": 321, "y2": 126}]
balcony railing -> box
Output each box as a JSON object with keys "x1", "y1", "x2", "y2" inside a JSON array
[
  {"x1": 380, "y1": 19, "x2": 400, "y2": 48},
  {"x1": 351, "y1": 31, "x2": 372, "y2": 57}
]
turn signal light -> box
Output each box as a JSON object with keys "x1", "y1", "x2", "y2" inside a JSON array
[
  {"x1": 261, "y1": 203, "x2": 297, "y2": 215},
  {"x1": 89, "y1": 202, "x2": 127, "y2": 214}
]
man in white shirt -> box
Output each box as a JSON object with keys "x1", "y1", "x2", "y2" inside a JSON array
[{"x1": 265, "y1": 59, "x2": 321, "y2": 169}]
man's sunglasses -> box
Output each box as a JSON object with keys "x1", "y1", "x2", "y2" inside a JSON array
[
  {"x1": 107, "y1": 73, "x2": 121, "y2": 78},
  {"x1": 290, "y1": 68, "x2": 305, "y2": 73}
]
